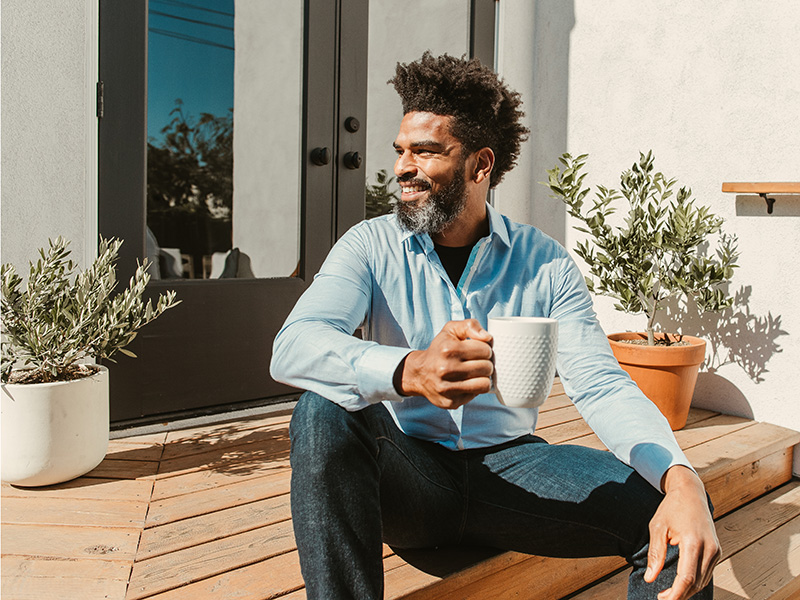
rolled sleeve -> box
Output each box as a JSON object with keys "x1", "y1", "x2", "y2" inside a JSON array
[{"x1": 356, "y1": 345, "x2": 412, "y2": 404}]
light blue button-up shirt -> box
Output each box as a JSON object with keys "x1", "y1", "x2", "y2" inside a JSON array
[{"x1": 270, "y1": 203, "x2": 692, "y2": 490}]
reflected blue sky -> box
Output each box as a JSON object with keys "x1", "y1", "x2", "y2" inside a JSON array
[{"x1": 147, "y1": 0, "x2": 234, "y2": 143}]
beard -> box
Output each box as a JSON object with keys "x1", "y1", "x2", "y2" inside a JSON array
[{"x1": 394, "y1": 161, "x2": 468, "y2": 235}]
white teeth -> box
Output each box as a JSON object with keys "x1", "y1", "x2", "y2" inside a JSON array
[{"x1": 402, "y1": 186, "x2": 427, "y2": 193}]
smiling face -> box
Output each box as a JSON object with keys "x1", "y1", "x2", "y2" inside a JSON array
[{"x1": 392, "y1": 112, "x2": 469, "y2": 236}]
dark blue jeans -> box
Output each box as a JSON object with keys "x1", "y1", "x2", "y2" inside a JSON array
[{"x1": 289, "y1": 392, "x2": 712, "y2": 599}]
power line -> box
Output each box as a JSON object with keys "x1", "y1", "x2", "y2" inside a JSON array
[
  {"x1": 150, "y1": 9, "x2": 234, "y2": 32},
  {"x1": 151, "y1": 0, "x2": 234, "y2": 18},
  {"x1": 149, "y1": 27, "x2": 234, "y2": 51}
]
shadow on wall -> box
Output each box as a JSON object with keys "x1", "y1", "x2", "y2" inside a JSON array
[
  {"x1": 657, "y1": 285, "x2": 788, "y2": 418},
  {"x1": 734, "y1": 194, "x2": 800, "y2": 217}
]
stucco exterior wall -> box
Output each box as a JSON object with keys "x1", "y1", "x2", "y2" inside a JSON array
[
  {"x1": 498, "y1": 0, "x2": 800, "y2": 470},
  {"x1": 1, "y1": 0, "x2": 98, "y2": 269}
]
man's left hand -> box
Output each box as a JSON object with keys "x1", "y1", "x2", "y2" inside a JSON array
[{"x1": 645, "y1": 465, "x2": 721, "y2": 599}]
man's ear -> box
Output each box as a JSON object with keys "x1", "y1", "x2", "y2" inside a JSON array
[{"x1": 472, "y1": 147, "x2": 495, "y2": 184}]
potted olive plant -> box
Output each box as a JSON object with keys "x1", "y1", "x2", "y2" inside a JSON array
[
  {"x1": 545, "y1": 151, "x2": 739, "y2": 429},
  {"x1": 1, "y1": 237, "x2": 179, "y2": 486}
]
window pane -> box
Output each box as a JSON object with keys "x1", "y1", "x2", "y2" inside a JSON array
[
  {"x1": 147, "y1": 0, "x2": 303, "y2": 280},
  {"x1": 364, "y1": 0, "x2": 470, "y2": 219}
]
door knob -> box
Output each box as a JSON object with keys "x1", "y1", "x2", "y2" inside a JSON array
[
  {"x1": 344, "y1": 117, "x2": 360, "y2": 133},
  {"x1": 344, "y1": 151, "x2": 362, "y2": 170},
  {"x1": 310, "y1": 147, "x2": 330, "y2": 166}
]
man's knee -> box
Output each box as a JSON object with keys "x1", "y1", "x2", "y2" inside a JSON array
[
  {"x1": 290, "y1": 392, "x2": 376, "y2": 470},
  {"x1": 291, "y1": 391, "x2": 344, "y2": 437}
]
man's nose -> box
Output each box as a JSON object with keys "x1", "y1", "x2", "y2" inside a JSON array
[{"x1": 394, "y1": 150, "x2": 417, "y2": 178}]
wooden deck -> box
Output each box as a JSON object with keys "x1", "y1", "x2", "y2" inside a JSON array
[{"x1": 3, "y1": 380, "x2": 800, "y2": 600}]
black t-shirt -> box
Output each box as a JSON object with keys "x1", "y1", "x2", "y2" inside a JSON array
[{"x1": 434, "y1": 241, "x2": 476, "y2": 288}]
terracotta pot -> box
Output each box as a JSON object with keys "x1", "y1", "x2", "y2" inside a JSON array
[{"x1": 607, "y1": 333, "x2": 706, "y2": 430}]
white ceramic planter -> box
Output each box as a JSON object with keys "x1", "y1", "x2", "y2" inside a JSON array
[{"x1": 1, "y1": 365, "x2": 109, "y2": 487}]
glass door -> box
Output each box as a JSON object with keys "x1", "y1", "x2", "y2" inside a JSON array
[{"x1": 99, "y1": 0, "x2": 359, "y2": 423}]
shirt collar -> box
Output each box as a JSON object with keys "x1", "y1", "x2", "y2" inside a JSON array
[{"x1": 399, "y1": 201, "x2": 511, "y2": 252}]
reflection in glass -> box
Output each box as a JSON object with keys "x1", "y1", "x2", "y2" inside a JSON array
[
  {"x1": 147, "y1": 0, "x2": 302, "y2": 280},
  {"x1": 364, "y1": 0, "x2": 470, "y2": 220}
]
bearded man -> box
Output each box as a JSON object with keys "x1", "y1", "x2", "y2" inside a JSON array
[{"x1": 270, "y1": 52, "x2": 720, "y2": 600}]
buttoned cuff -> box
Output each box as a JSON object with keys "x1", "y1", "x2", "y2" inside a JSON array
[{"x1": 356, "y1": 345, "x2": 412, "y2": 404}]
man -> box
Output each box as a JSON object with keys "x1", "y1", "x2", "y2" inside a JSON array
[{"x1": 270, "y1": 52, "x2": 720, "y2": 600}]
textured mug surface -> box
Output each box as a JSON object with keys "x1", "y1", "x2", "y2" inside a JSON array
[{"x1": 488, "y1": 317, "x2": 558, "y2": 408}]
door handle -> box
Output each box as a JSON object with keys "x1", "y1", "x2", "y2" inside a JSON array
[
  {"x1": 310, "y1": 147, "x2": 330, "y2": 166},
  {"x1": 344, "y1": 151, "x2": 362, "y2": 170}
]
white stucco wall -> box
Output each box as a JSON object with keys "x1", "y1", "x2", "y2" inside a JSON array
[
  {"x1": 498, "y1": 0, "x2": 800, "y2": 471},
  {"x1": 1, "y1": 0, "x2": 98, "y2": 270}
]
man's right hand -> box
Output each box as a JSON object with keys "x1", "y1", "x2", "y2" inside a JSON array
[{"x1": 397, "y1": 319, "x2": 494, "y2": 410}]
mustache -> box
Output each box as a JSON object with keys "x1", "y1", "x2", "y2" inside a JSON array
[{"x1": 396, "y1": 174, "x2": 431, "y2": 188}]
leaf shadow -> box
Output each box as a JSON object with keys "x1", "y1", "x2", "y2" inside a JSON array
[{"x1": 656, "y1": 285, "x2": 787, "y2": 385}]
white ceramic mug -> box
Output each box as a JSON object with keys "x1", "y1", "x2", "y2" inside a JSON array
[{"x1": 487, "y1": 317, "x2": 558, "y2": 408}]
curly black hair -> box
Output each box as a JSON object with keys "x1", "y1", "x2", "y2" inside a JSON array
[{"x1": 389, "y1": 52, "x2": 529, "y2": 188}]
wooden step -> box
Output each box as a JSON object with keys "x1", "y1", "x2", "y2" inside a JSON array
[
  {"x1": 380, "y1": 416, "x2": 800, "y2": 600},
  {"x1": 569, "y1": 480, "x2": 800, "y2": 600}
]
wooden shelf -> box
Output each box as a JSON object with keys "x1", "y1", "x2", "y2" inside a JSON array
[
  {"x1": 722, "y1": 182, "x2": 800, "y2": 194},
  {"x1": 722, "y1": 181, "x2": 800, "y2": 213}
]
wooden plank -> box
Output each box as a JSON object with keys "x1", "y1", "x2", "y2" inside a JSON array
[
  {"x1": 128, "y1": 520, "x2": 296, "y2": 599},
  {"x1": 145, "y1": 470, "x2": 291, "y2": 527},
  {"x1": 714, "y1": 515, "x2": 800, "y2": 600},
  {"x1": 539, "y1": 417, "x2": 594, "y2": 444},
  {"x1": 1, "y1": 575, "x2": 129, "y2": 600},
  {"x1": 1, "y1": 478, "x2": 154, "y2": 501},
  {"x1": 722, "y1": 182, "x2": 800, "y2": 194},
  {"x1": 160, "y1": 412, "x2": 291, "y2": 458},
  {"x1": 393, "y1": 553, "x2": 625, "y2": 600},
  {"x1": 535, "y1": 404, "x2": 582, "y2": 429},
  {"x1": 673, "y1": 413, "x2": 755, "y2": 449},
  {"x1": 106, "y1": 439, "x2": 166, "y2": 462},
  {"x1": 685, "y1": 422, "x2": 800, "y2": 481},
  {"x1": 157, "y1": 433, "x2": 289, "y2": 476},
  {"x1": 151, "y1": 446, "x2": 289, "y2": 495},
  {"x1": 704, "y1": 448, "x2": 794, "y2": 518},
  {"x1": 2, "y1": 523, "x2": 140, "y2": 561},
  {"x1": 2, "y1": 555, "x2": 132, "y2": 580},
  {"x1": 153, "y1": 452, "x2": 289, "y2": 500},
  {"x1": 85, "y1": 458, "x2": 161, "y2": 479},
  {"x1": 570, "y1": 480, "x2": 800, "y2": 599},
  {"x1": 137, "y1": 494, "x2": 291, "y2": 559},
  {"x1": 139, "y1": 551, "x2": 304, "y2": 600},
  {"x1": 2, "y1": 496, "x2": 149, "y2": 528}
]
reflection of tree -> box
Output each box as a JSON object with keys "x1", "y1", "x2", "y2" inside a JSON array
[
  {"x1": 147, "y1": 100, "x2": 233, "y2": 275},
  {"x1": 148, "y1": 100, "x2": 233, "y2": 221},
  {"x1": 366, "y1": 169, "x2": 398, "y2": 218}
]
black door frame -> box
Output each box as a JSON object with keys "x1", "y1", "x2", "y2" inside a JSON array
[
  {"x1": 98, "y1": 0, "x2": 496, "y2": 425},
  {"x1": 99, "y1": 0, "x2": 350, "y2": 425}
]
